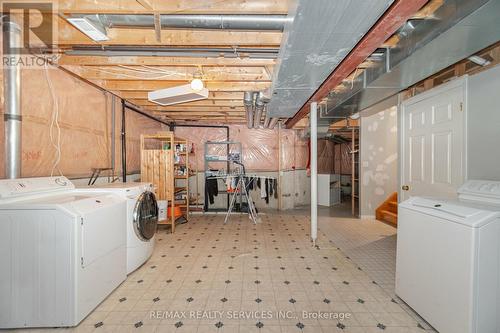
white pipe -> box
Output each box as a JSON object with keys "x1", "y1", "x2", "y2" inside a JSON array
[
  {"x1": 244, "y1": 91, "x2": 254, "y2": 129},
  {"x1": 3, "y1": 17, "x2": 22, "y2": 179},
  {"x1": 310, "y1": 102, "x2": 318, "y2": 246}
]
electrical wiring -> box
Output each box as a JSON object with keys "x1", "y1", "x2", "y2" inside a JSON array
[{"x1": 44, "y1": 62, "x2": 63, "y2": 177}]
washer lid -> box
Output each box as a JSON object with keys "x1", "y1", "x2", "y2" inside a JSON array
[
  {"x1": 400, "y1": 197, "x2": 500, "y2": 227},
  {"x1": 0, "y1": 176, "x2": 74, "y2": 201}
]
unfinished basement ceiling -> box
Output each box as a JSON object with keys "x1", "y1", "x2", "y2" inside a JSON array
[
  {"x1": 323, "y1": 0, "x2": 500, "y2": 120},
  {"x1": 266, "y1": 0, "x2": 395, "y2": 118},
  {"x1": 53, "y1": 0, "x2": 289, "y2": 124}
]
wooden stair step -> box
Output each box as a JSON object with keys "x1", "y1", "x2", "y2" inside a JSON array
[{"x1": 381, "y1": 210, "x2": 398, "y2": 225}]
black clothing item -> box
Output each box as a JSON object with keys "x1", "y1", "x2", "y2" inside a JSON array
[
  {"x1": 257, "y1": 177, "x2": 261, "y2": 189},
  {"x1": 269, "y1": 179, "x2": 274, "y2": 196},
  {"x1": 265, "y1": 178, "x2": 270, "y2": 204},
  {"x1": 204, "y1": 177, "x2": 219, "y2": 210},
  {"x1": 273, "y1": 179, "x2": 278, "y2": 199}
]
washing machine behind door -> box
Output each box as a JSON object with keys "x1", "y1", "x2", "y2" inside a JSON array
[{"x1": 129, "y1": 190, "x2": 158, "y2": 273}]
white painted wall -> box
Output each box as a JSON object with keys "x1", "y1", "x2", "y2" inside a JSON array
[
  {"x1": 360, "y1": 106, "x2": 398, "y2": 217},
  {"x1": 467, "y1": 64, "x2": 500, "y2": 181}
]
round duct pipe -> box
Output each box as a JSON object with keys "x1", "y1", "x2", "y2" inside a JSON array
[
  {"x1": 244, "y1": 91, "x2": 254, "y2": 129},
  {"x1": 95, "y1": 14, "x2": 289, "y2": 31},
  {"x1": 3, "y1": 17, "x2": 22, "y2": 179},
  {"x1": 268, "y1": 118, "x2": 280, "y2": 129}
]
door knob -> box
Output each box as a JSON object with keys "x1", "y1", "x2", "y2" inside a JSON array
[{"x1": 402, "y1": 185, "x2": 410, "y2": 191}]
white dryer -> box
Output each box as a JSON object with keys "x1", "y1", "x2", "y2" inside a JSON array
[
  {"x1": 396, "y1": 180, "x2": 500, "y2": 333},
  {"x1": 0, "y1": 177, "x2": 127, "y2": 328},
  {"x1": 79, "y1": 182, "x2": 158, "y2": 274}
]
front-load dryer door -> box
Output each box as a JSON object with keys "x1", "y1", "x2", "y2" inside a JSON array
[{"x1": 133, "y1": 191, "x2": 159, "y2": 241}]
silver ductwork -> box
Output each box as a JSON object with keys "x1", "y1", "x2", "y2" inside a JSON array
[
  {"x1": 268, "y1": 118, "x2": 280, "y2": 129},
  {"x1": 263, "y1": 114, "x2": 271, "y2": 128},
  {"x1": 253, "y1": 92, "x2": 268, "y2": 128},
  {"x1": 3, "y1": 17, "x2": 22, "y2": 179},
  {"x1": 79, "y1": 14, "x2": 289, "y2": 31},
  {"x1": 244, "y1": 91, "x2": 272, "y2": 129},
  {"x1": 244, "y1": 91, "x2": 254, "y2": 129},
  {"x1": 323, "y1": 0, "x2": 499, "y2": 118}
]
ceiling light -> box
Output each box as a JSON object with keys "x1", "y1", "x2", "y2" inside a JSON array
[
  {"x1": 190, "y1": 78, "x2": 204, "y2": 91},
  {"x1": 350, "y1": 113, "x2": 360, "y2": 120},
  {"x1": 468, "y1": 55, "x2": 491, "y2": 67},
  {"x1": 66, "y1": 17, "x2": 109, "y2": 42}
]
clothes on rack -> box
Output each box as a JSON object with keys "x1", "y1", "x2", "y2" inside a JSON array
[
  {"x1": 260, "y1": 178, "x2": 266, "y2": 199},
  {"x1": 205, "y1": 177, "x2": 219, "y2": 208}
]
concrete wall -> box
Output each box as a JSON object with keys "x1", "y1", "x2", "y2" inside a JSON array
[
  {"x1": 360, "y1": 106, "x2": 398, "y2": 217},
  {"x1": 467, "y1": 64, "x2": 500, "y2": 181}
]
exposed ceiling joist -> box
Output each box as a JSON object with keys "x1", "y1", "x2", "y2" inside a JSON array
[
  {"x1": 117, "y1": 91, "x2": 245, "y2": 100},
  {"x1": 58, "y1": 19, "x2": 283, "y2": 46},
  {"x1": 57, "y1": 56, "x2": 277, "y2": 67},
  {"x1": 63, "y1": 66, "x2": 272, "y2": 81},
  {"x1": 98, "y1": 80, "x2": 270, "y2": 91},
  {"x1": 129, "y1": 99, "x2": 243, "y2": 107},
  {"x1": 58, "y1": 0, "x2": 288, "y2": 14},
  {"x1": 148, "y1": 106, "x2": 246, "y2": 112}
]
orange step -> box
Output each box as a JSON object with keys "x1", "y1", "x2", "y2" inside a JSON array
[{"x1": 375, "y1": 192, "x2": 398, "y2": 227}]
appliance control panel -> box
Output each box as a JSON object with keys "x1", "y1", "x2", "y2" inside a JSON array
[
  {"x1": 0, "y1": 176, "x2": 75, "y2": 199},
  {"x1": 458, "y1": 180, "x2": 500, "y2": 203}
]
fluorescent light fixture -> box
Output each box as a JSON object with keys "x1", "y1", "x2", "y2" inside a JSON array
[
  {"x1": 468, "y1": 55, "x2": 491, "y2": 67},
  {"x1": 350, "y1": 112, "x2": 360, "y2": 120},
  {"x1": 66, "y1": 17, "x2": 109, "y2": 42},
  {"x1": 148, "y1": 84, "x2": 209, "y2": 106}
]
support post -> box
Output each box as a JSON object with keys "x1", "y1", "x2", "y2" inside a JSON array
[
  {"x1": 310, "y1": 102, "x2": 318, "y2": 246},
  {"x1": 3, "y1": 17, "x2": 22, "y2": 179},
  {"x1": 121, "y1": 100, "x2": 127, "y2": 182}
]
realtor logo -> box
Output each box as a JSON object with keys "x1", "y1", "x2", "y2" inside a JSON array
[{"x1": 2, "y1": 1, "x2": 56, "y2": 55}]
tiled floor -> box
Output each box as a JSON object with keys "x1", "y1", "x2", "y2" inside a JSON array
[{"x1": 14, "y1": 211, "x2": 431, "y2": 333}]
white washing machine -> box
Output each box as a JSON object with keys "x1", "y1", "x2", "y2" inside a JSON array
[
  {"x1": 396, "y1": 180, "x2": 500, "y2": 333},
  {"x1": 0, "y1": 177, "x2": 127, "y2": 328},
  {"x1": 79, "y1": 182, "x2": 158, "y2": 274}
]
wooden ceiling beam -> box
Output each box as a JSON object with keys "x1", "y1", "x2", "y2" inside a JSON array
[
  {"x1": 57, "y1": 55, "x2": 277, "y2": 67},
  {"x1": 98, "y1": 80, "x2": 270, "y2": 91},
  {"x1": 58, "y1": 20, "x2": 283, "y2": 46},
  {"x1": 59, "y1": 0, "x2": 288, "y2": 14},
  {"x1": 64, "y1": 65, "x2": 271, "y2": 81},
  {"x1": 118, "y1": 91, "x2": 245, "y2": 99},
  {"x1": 148, "y1": 106, "x2": 245, "y2": 112},
  {"x1": 129, "y1": 99, "x2": 243, "y2": 107}
]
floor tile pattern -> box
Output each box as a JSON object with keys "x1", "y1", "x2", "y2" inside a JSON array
[{"x1": 15, "y1": 213, "x2": 430, "y2": 332}]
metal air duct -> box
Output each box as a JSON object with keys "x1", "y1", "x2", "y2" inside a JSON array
[
  {"x1": 74, "y1": 14, "x2": 289, "y2": 31},
  {"x1": 268, "y1": 118, "x2": 280, "y2": 129},
  {"x1": 3, "y1": 17, "x2": 22, "y2": 179},
  {"x1": 324, "y1": 0, "x2": 499, "y2": 118},
  {"x1": 253, "y1": 92, "x2": 269, "y2": 128},
  {"x1": 244, "y1": 91, "x2": 255, "y2": 129},
  {"x1": 263, "y1": 113, "x2": 271, "y2": 128}
]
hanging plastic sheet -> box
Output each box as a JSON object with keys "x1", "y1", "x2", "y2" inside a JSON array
[
  {"x1": 174, "y1": 125, "x2": 307, "y2": 172},
  {"x1": 0, "y1": 66, "x2": 162, "y2": 179}
]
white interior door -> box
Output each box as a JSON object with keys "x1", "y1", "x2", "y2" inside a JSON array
[{"x1": 400, "y1": 78, "x2": 466, "y2": 201}]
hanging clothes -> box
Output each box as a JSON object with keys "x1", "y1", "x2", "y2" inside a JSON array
[
  {"x1": 273, "y1": 179, "x2": 278, "y2": 199},
  {"x1": 265, "y1": 178, "x2": 270, "y2": 204},
  {"x1": 269, "y1": 179, "x2": 274, "y2": 197},
  {"x1": 260, "y1": 177, "x2": 266, "y2": 199},
  {"x1": 204, "y1": 177, "x2": 219, "y2": 209}
]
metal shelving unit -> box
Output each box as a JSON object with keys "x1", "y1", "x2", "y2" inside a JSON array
[{"x1": 204, "y1": 141, "x2": 242, "y2": 212}]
